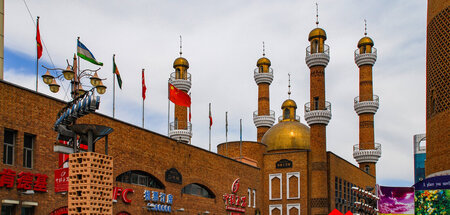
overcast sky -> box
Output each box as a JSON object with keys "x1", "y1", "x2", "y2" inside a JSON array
[{"x1": 4, "y1": 0, "x2": 427, "y2": 187}]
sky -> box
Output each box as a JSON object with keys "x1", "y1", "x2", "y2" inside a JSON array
[{"x1": 4, "y1": 0, "x2": 427, "y2": 187}]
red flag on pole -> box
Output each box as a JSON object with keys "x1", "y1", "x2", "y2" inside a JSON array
[
  {"x1": 36, "y1": 17, "x2": 43, "y2": 59},
  {"x1": 209, "y1": 103, "x2": 213, "y2": 127},
  {"x1": 142, "y1": 69, "x2": 147, "y2": 100},
  {"x1": 168, "y1": 83, "x2": 191, "y2": 107}
]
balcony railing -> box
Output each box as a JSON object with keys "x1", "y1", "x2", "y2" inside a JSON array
[
  {"x1": 169, "y1": 72, "x2": 192, "y2": 92},
  {"x1": 253, "y1": 110, "x2": 276, "y2": 128},
  {"x1": 253, "y1": 68, "x2": 274, "y2": 85},
  {"x1": 277, "y1": 115, "x2": 300, "y2": 122},
  {"x1": 168, "y1": 121, "x2": 192, "y2": 143},
  {"x1": 305, "y1": 44, "x2": 330, "y2": 68},
  {"x1": 354, "y1": 47, "x2": 377, "y2": 67},
  {"x1": 354, "y1": 95, "x2": 379, "y2": 115},
  {"x1": 353, "y1": 143, "x2": 382, "y2": 164},
  {"x1": 304, "y1": 101, "x2": 332, "y2": 125}
]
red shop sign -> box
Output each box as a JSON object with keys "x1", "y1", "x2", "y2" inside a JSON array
[{"x1": 54, "y1": 168, "x2": 69, "y2": 193}]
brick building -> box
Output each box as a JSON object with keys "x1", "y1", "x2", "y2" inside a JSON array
[{"x1": 0, "y1": 20, "x2": 380, "y2": 215}]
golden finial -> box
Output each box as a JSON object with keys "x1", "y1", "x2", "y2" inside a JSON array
[
  {"x1": 315, "y1": 3, "x2": 319, "y2": 27},
  {"x1": 263, "y1": 41, "x2": 266, "y2": 56},
  {"x1": 364, "y1": 19, "x2": 367, "y2": 36},
  {"x1": 179, "y1": 35, "x2": 183, "y2": 56},
  {"x1": 288, "y1": 73, "x2": 291, "y2": 99}
]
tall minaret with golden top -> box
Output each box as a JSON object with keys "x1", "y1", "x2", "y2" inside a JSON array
[
  {"x1": 168, "y1": 36, "x2": 192, "y2": 143},
  {"x1": 353, "y1": 21, "x2": 381, "y2": 177},
  {"x1": 253, "y1": 42, "x2": 275, "y2": 142},
  {"x1": 304, "y1": 5, "x2": 332, "y2": 214}
]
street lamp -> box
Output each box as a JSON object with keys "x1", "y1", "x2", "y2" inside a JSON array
[{"x1": 352, "y1": 186, "x2": 378, "y2": 215}]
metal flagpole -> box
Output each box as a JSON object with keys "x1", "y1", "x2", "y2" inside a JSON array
[
  {"x1": 239, "y1": 118, "x2": 242, "y2": 158},
  {"x1": 167, "y1": 80, "x2": 170, "y2": 135},
  {"x1": 35, "y1": 16, "x2": 39, "y2": 92},
  {"x1": 113, "y1": 54, "x2": 116, "y2": 118},
  {"x1": 225, "y1": 111, "x2": 228, "y2": 156},
  {"x1": 142, "y1": 68, "x2": 145, "y2": 128},
  {"x1": 209, "y1": 103, "x2": 211, "y2": 151}
]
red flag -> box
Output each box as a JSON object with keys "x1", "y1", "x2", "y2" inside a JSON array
[
  {"x1": 142, "y1": 69, "x2": 147, "y2": 100},
  {"x1": 169, "y1": 83, "x2": 191, "y2": 107},
  {"x1": 209, "y1": 103, "x2": 213, "y2": 127},
  {"x1": 36, "y1": 17, "x2": 43, "y2": 59}
]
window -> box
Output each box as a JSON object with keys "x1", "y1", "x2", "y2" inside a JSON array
[
  {"x1": 181, "y1": 183, "x2": 215, "y2": 198},
  {"x1": 287, "y1": 203, "x2": 300, "y2": 215},
  {"x1": 3, "y1": 129, "x2": 16, "y2": 165},
  {"x1": 253, "y1": 189, "x2": 256, "y2": 208},
  {"x1": 312, "y1": 40, "x2": 319, "y2": 53},
  {"x1": 269, "y1": 204, "x2": 282, "y2": 215},
  {"x1": 364, "y1": 165, "x2": 370, "y2": 173},
  {"x1": 116, "y1": 170, "x2": 164, "y2": 189},
  {"x1": 248, "y1": 188, "x2": 251, "y2": 207},
  {"x1": 176, "y1": 68, "x2": 181, "y2": 79},
  {"x1": 269, "y1": 173, "x2": 282, "y2": 200},
  {"x1": 21, "y1": 207, "x2": 34, "y2": 215},
  {"x1": 283, "y1": 109, "x2": 290, "y2": 120},
  {"x1": 287, "y1": 172, "x2": 300, "y2": 199},
  {"x1": 313, "y1": 97, "x2": 319, "y2": 110},
  {"x1": 1, "y1": 205, "x2": 15, "y2": 215},
  {"x1": 23, "y1": 134, "x2": 34, "y2": 168}
]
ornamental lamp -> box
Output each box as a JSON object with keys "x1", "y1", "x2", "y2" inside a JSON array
[
  {"x1": 49, "y1": 79, "x2": 60, "y2": 93},
  {"x1": 76, "y1": 85, "x2": 87, "y2": 97},
  {"x1": 62, "y1": 65, "x2": 74, "y2": 80},
  {"x1": 90, "y1": 72, "x2": 101, "y2": 87},
  {"x1": 42, "y1": 70, "x2": 54, "y2": 85},
  {"x1": 96, "y1": 81, "x2": 107, "y2": 94}
]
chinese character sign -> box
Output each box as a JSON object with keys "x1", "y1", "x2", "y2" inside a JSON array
[
  {"x1": 143, "y1": 190, "x2": 173, "y2": 212},
  {"x1": 0, "y1": 169, "x2": 47, "y2": 192}
]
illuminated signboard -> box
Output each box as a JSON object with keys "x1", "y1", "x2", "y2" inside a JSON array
[
  {"x1": 143, "y1": 190, "x2": 173, "y2": 212},
  {"x1": 223, "y1": 178, "x2": 247, "y2": 213}
]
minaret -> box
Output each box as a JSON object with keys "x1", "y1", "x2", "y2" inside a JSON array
[
  {"x1": 304, "y1": 5, "x2": 332, "y2": 214},
  {"x1": 352, "y1": 21, "x2": 381, "y2": 177},
  {"x1": 253, "y1": 42, "x2": 275, "y2": 142},
  {"x1": 168, "y1": 37, "x2": 192, "y2": 143}
]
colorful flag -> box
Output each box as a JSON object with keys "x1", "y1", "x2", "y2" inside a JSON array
[
  {"x1": 77, "y1": 39, "x2": 103, "y2": 66},
  {"x1": 113, "y1": 55, "x2": 122, "y2": 89},
  {"x1": 209, "y1": 103, "x2": 213, "y2": 127},
  {"x1": 36, "y1": 17, "x2": 43, "y2": 59},
  {"x1": 142, "y1": 69, "x2": 147, "y2": 100},
  {"x1": 168, "y1": 83, "x2": 191, "y2": 107},
  {"x1": 189, "y1": 94, "x2": 192, "y2": 122}
]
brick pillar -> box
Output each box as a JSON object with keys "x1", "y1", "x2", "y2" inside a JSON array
[
  {"x1": 257, "y1": 81, "x2": 270, "y2": 142},
  {"x1": 174, "y1": 66, "x2": 188, "y2": 130},
  {"x1": 309, "y1": 65, "x2": 328, "y2": 215},
  {"x1": 68, "y1": 152, "x2": 113, "y2": 214}
]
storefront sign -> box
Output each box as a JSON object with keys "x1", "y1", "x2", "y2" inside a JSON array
[
  {"x1": 143, "y1": 190, "x2": 173, "y2": 212},
  {"x1": 55, "y1": 168, "x2": 69, "y2": 193},
  {"x1": 49, "y1": 206, "x2": 68, "y2": 215},
  {"x1": 223, "y1": 178, "x2": 246, "y2": 213},
  {"x1": 165, "y1": 168, "x2": 182, "y2": 184},
  {"x1": 113, "y1": 187, "x2": 134, "y2": 203},
  {"x1": 0, "y1": 169, "x2": 48, "y2": 192},
  {"x1": 276, "y1": 159, "x2": 293, "y2": 168}
]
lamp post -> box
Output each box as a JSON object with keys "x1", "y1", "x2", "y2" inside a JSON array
[
  {"x1": 351, "y1": 186, "x2": 379, "y2": 215},
  {"x1": 41, "y1": 54, "x2": 110, "y2": 154}
]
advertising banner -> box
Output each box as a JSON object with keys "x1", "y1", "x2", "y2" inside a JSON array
[
  {"x1": 414, "y1": 175, "x2": 450, "y2": 214},
  {"x1": 54, "y1": 168, "x2": 69, "y2": 193},
  {"x1": 377, "y1": 186, "x2": 414, "y2": 215}
]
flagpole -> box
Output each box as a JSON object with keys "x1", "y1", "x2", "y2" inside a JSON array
[
  {"x1": 167, "y1": 80, "x2": 170, "y2": 135},
  {"x1": 36, "y1": 16, "x2": 39, "y2": 92},
  {"x1": 142, "y1": 68, "x2": 145, "y2": 128},
  {"x1": 209, "y1": 103, "x2": 211, "y2": 151},
  {"x1": 239, "y1": 118, "x2": 242, "y2": 158},
  {"x1": 112, "y1": 54, "x2": 116, "y2": 118},
  {"x1": 225, "y1": 111, "x2": 228, "y2": 156}
]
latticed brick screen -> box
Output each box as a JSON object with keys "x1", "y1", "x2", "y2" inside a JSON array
[{"x1": 427, "y1": 6, "x2": 449, "y2": 118}]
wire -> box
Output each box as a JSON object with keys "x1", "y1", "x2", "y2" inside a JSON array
[{"x1": 22, "y1": 0, "x2": 70, "y2": 100}]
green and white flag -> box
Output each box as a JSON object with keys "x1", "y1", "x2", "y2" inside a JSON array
[{"x1": 77, "y1": 40, "x2": 103, "y2": 66}]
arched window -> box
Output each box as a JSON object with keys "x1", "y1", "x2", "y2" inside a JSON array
[
  {"x1": 312, "y1": 40, "x2": 319, "y2": 53},
  {"x1": 259, "y1": 66, "x2": 264, "y2": 73},
  {"x1": 116, "y1": 170, "x2": 165, "y2": 189},
  {"x1": 364, "y1": 165, "x2": 370, "y2": 173},
  {"x1": 176, "y1": 68, "x2": 181, "y2": 79},
  {"x1": 181, "y1": 183, "x2": 215, "y2": 198},
  {"x1": 283, "y1": 108, "x2": 290, "y2": 120}
]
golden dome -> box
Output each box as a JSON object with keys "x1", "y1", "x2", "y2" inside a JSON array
[
  {"x1": 257, "y1": 57, "x2": 271, "y2": 67},
  {"x1": 357, "y1": 36, "x2": 374, "y2": 48},
  {"x1": 281, "y1": 99, "x2": 297, "y2": 109},
  {"x1": 173, "y1": 57, "x2": 189, "y2": 68},
  {"x1": 262, "y1": 121, "x2": 310, "y2": 151},
  {"x1": 308, "y1": 28, "x2": 327, "y2": 41}
]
